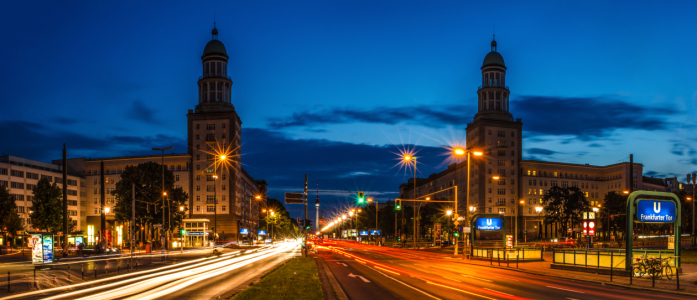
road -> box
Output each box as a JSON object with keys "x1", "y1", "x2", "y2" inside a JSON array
[
  {"x1": 319, "y1": 240, "x2": 695, "y2": 300},
  {"x1": 1, "y1": 242, "x2": 300, "y2": 300}
]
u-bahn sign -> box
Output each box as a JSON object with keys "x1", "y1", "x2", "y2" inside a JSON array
[
  {"x1": 636, "y1": 199, "x2": 676, "y2": 223},
  {"x1": 475, "y1": 218, "x2": 502, "y2": 231}
]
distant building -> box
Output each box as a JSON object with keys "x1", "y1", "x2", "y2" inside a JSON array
[
  {"x1": 398, "y1": 37, "x2": 671, "y2": 241},
  {"x1": 0, "y1": 155, "x2": 84, "y2": 233},
  {"x1": 2, "y1": 26, "x2": 267, "y2": 247}
]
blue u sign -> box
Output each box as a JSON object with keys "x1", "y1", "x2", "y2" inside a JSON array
[
  {"x1": 637, "y1": 200, "x2": 676, "y2": 223},
  {"x1": 475, "y1": 218, "x2": 502, "y2": 230}
]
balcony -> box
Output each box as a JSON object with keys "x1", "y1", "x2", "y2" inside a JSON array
[
  {"x1": 199, "y1": 74, "x2": 232, "y2": 80},
  {"x1": 206, "y1": 199, "x2": 216, "y2": 204},
  {"x1": 478, "y1": 85, "x2": 509, "y2": 90}
]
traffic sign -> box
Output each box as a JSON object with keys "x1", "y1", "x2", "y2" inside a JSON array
[
  {"x1": 637, "y1": 199, "x2": 676, "y2": 223},
  {"x1": 475, "y1": 218, "x2": 502, "y2": 231},
  {"x1": 285, "y1": 193, "x2": 304, "y2": 204}
]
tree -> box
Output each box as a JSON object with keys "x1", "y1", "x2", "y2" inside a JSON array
[
  {"x1": 542, "y1": 186, "x2": 590, "y2": 237},
  {"x1": 29, "y1": 177, "x2": 63, "y2": 234},
  {"x1": 0, "y1": 186, "x2": 17, "y2": 243},
  {"x1": 111, "y1": 162, "x2": 187, "y2": 243},
  {"x1": 4, "y1": 209, "x2": 23, "y2": 246},
  {"x1": 598, "y1": 191, "x2": 627, "y2": 240}
]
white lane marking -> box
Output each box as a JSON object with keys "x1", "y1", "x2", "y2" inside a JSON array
[
  {"x1": 366, "y1": 266, "x2": 441, "y2": 300},
  {"x1": 484, "y1": 288, "x2": 513, "y2": 296},
  {"x1": 341, "y1": 263, "x2": 348, "y2": 266},
  {"x1": 348, "y1": 273, "x2": 371, "y2": 283},
  {"x1": 547, "y1": 286, "x2": 585, "y2": 294},
  {"x1": 460, "y1": 274, "x2": 493, "y2": 282}
]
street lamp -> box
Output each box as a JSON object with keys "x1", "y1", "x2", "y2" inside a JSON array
[
  {"x1": 454, "y1": 148, "x2": 482, "y2": 256},
  {"x1": 152, "y1": 146, "x2": 173, "y2": 255},
  {"x1": 179, "y1": 206, "x2": 184, "y2": 253},
  {"x1": 535, "y1": 206, "x2": 543, "y2": 239},
  {"x1": 446, "y1": 210, "x2": 453, "y2": 245},
  {"x1": 403, "y1": 154, "x2": 417, "y2": 248}
]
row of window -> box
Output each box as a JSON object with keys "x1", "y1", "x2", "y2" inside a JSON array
[
  {"x1": 194, "y1": 205, "x2": 226, "y2": 212},
  {"x1": 525, "y1": 169, "x2": 629, "y2": 181},
  {"x1": 195, "y1": 195, "x2": 227, "y2": 202},
  {"x1": 195, "y1": 123, "x2": 226, "y2": 130}
]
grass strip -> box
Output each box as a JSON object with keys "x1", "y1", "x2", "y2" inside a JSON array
[{"x1": 233, "y1": 257, "x2": 323, "y2": 300}]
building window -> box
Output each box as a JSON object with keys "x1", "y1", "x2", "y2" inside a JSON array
[
  {"x1": 196, "y1": 144, "x2": 200, "y2": 150},
  {"x1": 222, "y1": 174, "x2": 226, "y2": 180},
  {"x1": 488, "y1": 188, "x2": 492, "y2": 193},
  {"x1": 498, "y1": 160, "x2": 505, "y2": 166},
  {"x1": 196, "y1": 206, "x2": 200, "y2": 212},
  {"x1": 498, "y1": 150, "x2": 505, "y2": 156},
  {"x1": 175, "y1": 175, "x2": 180, "y2": 181},
  {"x1": 196, "y1": 195, "x2": 200, "y2": 201},
  {"x1": 207, "y1": 185, "x2": 214, "y2": 192},
  {"x1": 207, "y1": 206, "x2": 215, "y2": 212},
  {"x1": 196, "y1": 185, "x2": 200, "y2": 191},
  {"x1": 207, "y1": 124, "x2": 215, "y2": 130},
  {"x1": 222, "y1": 195, "x2": 226, "y2": 201},
  {"x1": 511, "y1": 151, "x2": 515, "y2": 156},
  {"x1": 222, "y1": 123, "x2": 226, "y2": 129},
  {"x1": 222, "y1": 185, "x2": 226, "y2": 191},
  {"x1": 498, "y1": 207, "x2": 506, "y2": 214},
  {"x1": 488, "y1": 207, "x2": 492, "y2": 213},
  {"x1": 488, "y1": 197, "x2": 492, "y2": 203},
  {"x1": 497, "y1": 188, "x2": 505, "y2": 195},
  {"x1": 10, "y1": 170, "x2": 24, "y2": 178},
  {"x1": 196, "y1": 155, "x2": 200, "y2": 160},
  {"x1": 207, "y1": 155, "x2": 214, "y2": 161},
  {"x1": 196, "y1": 134, "x2": 200, "y2": 140},
  {"x1": 197, "y1": 165, "x2": 200, "y2": 170},
  {"x1": 222, "y1": 205, "x2": 226, "y2": 212}
]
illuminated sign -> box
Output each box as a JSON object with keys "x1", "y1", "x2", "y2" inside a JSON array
[
  {"x1": 258, "y1": 230, "x2": 267, "y2": 235},
  {"x1": 239, "y1": 228, "x2": 249, "y2": 235},
  {"x1": 583, "y1": 221, "x2": 596, "y2": 236},
  {"x1": 31, "y1": 234, "x2": 43, "y2": 264},
  {"x1": 359, "y1": 231, "x2": 369, "y2": 236},
  {"x1": 475, "y1": 218, "x2": 502, "y2": 231},
  {"x1": 188, "y1": 231, "x2": 204, "y2": 236},
  {"x1": 637, "y1": 200, "x2": 675, "y2": 223},
  {"x1": 42, "y1": 235, "x2": 53, "y2": 263},
  {"x1": 369, "y1": 230, "x2": 381, "y2": 235}
]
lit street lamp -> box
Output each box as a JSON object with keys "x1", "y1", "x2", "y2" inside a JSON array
[
  {"x1": 152, "y1": 146, "x2": 173, "y2": 256},
  {"x1": 492, "y1": 175, "x2": 520, "y2": 246},
  {"x1": 453, "y1": 148, "x2": 482, "y2": 256}
]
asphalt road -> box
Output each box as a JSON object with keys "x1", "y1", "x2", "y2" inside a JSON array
[
  {"x1": 0, "y1": 242, "x2": 300, "y2": 300},
  {"x1": 320, "y1": 241, "x2": 695, "y2": 300}
]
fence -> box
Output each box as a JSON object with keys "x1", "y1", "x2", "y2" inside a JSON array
[
  {"x1": 471, "y1": 247, "x2": 543, "y2": 261},
  {"x1": 552, "y1": 248, "x2": 678, "y2": 271}
]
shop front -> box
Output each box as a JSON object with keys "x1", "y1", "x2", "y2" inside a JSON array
[{"x1": 183, "y1": 218, "x2": 210, "y2": 247}]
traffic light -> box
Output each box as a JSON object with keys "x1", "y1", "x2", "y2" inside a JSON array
[
  {"x1": 304, "y1": 219, "x2": 313, "y2": 230},
  {"x1": 180, "y1": 228, "x2": 186, "y2": 235},
  {"x1": 358, "y1": 191, "x2": 365, "y2": 203},
  {"x1": 395, "y1": 199, "x2": 401, "y2": 210},
  {"x1": 454, "y1": 232, "x2": 459, "y2": 237}
]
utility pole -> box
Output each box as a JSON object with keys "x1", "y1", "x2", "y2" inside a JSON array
[
  {"x1": 152, "y1": 147, "x2": 173, "y2": 256},
  {"x1": 62, "y1": 145, "x2": 68, "y2": 256},
  {"x1": 100, "y1": 161, "x2": 106, "y2": 252},
  {"x1": 131, "y1": 183, "x2": 135, "y2": 269},
  {"x1": 304, "y1": 174, "x2": 308, "y2": 257},
  {"x1": 690, "y1": 173, "x2": 696, "y2": 248},
  {"x1": 413, "y1": 158, "x2": 416, "y2": 249},
  {"x1": 315, "y1": 178, "x2": 319, "y2": 232}
]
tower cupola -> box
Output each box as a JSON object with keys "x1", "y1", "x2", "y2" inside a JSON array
[
  {"x1": 196, "y1": 24, "x2": 234, "y2": 112},
  {"x1": 474, "y1": 36, "x2": 512, "y2": 121}
]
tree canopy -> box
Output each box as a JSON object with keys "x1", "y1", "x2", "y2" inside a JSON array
[
  {"x1": 0, "y1": 185, "x2": 18, "y2": 239},
  {"x1": 542, "y1": 186, "x2": 590, "y2": 237},
  {"x1": 29, "y1": 177, "x2": 63, "y2": 233},
  {"x1": 111, "y1": 162, "x2": 188, "y2": 232}
]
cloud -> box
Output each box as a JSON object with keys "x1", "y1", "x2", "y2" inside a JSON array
[
  {"x1": 527, "y1": 148, "x2": 556, "y2": 156},
  {"x1": 266, "y1": 105, "x2": 476, "y2": 129},
  {"x1": 588, "y1": 143, "x2": 603, "y2": 148},
  {"x1": 127, "y1": 100, "x2": 160, "y2": 124},
  {"x1": 512, "y1": 96, "x2": 678, "y2": 139},
  {"x1": 0, "y1": 120, "x2": 185, "y2": 162},
  {"x1": 51, "y1": 117, "x2": 79, "y2": 125}
]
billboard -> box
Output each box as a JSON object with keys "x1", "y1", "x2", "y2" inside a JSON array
[
  {"x1": 369, "y1": 230, "x2": 381, "y2": 235},
  {"x1": 239, "y1": 228, "x2": 249, "y2": 235},
  {"x1": 31, "y1": 234, "x2": 43, "y2": 264},
  {"x1": 359, "y1": 231, "x2": 369, "y2": 236},
  {"x1": 637, "y1": 200, "x2": 676, "y2": 223},
  {"x1": 42, "y1": 235, "x2": 53, "y2": 263},
  {"x1": 475, "y1": 218, "x2": 502, "y2": 231},
  {"x1": 258, "y1": 230, "x2": 267, "y2": 235}
]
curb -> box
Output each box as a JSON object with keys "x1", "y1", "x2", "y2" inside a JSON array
[{"x1": 446, "y1": 257, "x2": 697, "y2": 297}]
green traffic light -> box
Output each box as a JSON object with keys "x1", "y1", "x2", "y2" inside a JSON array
[
  {"x1": 454, "y1": 232, "x2": 459, "y2": 237},
  {"x1": 358, "y1": 198, "x2": 364, "y2": 203}
]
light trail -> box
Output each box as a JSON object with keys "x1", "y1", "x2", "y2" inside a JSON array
[
  {"x1": 0, "y1": 245, "x2": 277, "y2": 300},
  {"x1": 41, "y1": 243, "x2": 297, "y2": 300}
]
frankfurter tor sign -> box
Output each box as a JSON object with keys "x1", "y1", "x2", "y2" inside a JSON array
[{"x1": 625, "y1": 191, "x2": 681, "y2": 271}]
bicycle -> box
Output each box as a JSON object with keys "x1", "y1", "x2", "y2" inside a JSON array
[{"x1": 654, "y1": 256, "x2": 674, "y2": 280}]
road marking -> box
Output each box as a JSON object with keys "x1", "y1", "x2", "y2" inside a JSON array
[
  {"x1": 460, "y1": 274, "x2": 493, "y2": 282},
  {"x1": 340, "y1": 263, "x2": 348, "y2": 266},
  {"x1": 367, "y1": 266, "x2": 441, "y2": 300},
  {"x1": 426, "y1": 281, "x2": 496, "y2": 300},
  {"x1": 374, "y1": 266, "x2": 400, "y2": 276},
  {"x1": 547, "y1": 286, "x2": 585, "y2": 294},
  {"x1": 483, "y1": 288, "x2": 513, "y2": 296},
  {"x1": 348, "y1": 273, "x2": 371, "y2": 283}
]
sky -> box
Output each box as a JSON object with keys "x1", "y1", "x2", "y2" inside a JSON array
[{"x1": 1, "y1": 0, "x2": 697, "y2": 220}]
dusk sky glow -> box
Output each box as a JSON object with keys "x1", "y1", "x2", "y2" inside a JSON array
[{"x1": 2, "y1": 0, "x2": 696, "y2": 218}]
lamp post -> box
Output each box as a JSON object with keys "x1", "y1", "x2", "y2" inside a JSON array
[
  {"x1": 493, "y1": 175, "x2": 519, "y2": 246},
  {"x1": 446, "y1": 210, "x2": 452, "y2": 246},
  {"x1": 342, "y1": 215, "x2": 347, "y2": 239},
  {"x1": 152, "y1": 146, "x2": 173, "y2": 255},
  {"x1": 212, "y1": 154, "x2": 226, "y2": 245},
  {"x1": 349, "y1": 210, "x2": 355, "y2": 241},
  {"x1": 689, "y1": 174, "x2": 696, "y2": 248},
  {"x1": 179, "y1": 206, "x2": 184, "y2": 253},
  {"x1": 453, "y1": 148, "x2": 482, "y2": 256},
  {"x1": 535, "y1": 206, "x2": 543, "y2": 240},
  {"x1": 403, "y1": 155, "x2": 416, "y2": 248},
  {"x1": 367, "y1": 198, "x2": 378, "y2": 242}
]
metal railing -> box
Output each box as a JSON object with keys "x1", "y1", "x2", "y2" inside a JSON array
[
  {"x1": 478, "y1": 85, "x2": 509, "y2": 90},
  {"x1": 199, "y1": 74, "x2": 232, "y2": 80},
  {"x1": 552, "y1": 248, "x2": 678, "y2": 269},
  {"x1": 471, "y1": 247, "x2": 543, "y2": 261}
]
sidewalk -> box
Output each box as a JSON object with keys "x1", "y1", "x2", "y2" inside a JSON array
[{"x1": 416, "y1": 247, "x2": 697, "y2": 295}]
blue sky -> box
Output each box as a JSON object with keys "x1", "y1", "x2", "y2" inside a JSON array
[{"x1": 1, "y1": 0, "x2": 696, "y2": 218}]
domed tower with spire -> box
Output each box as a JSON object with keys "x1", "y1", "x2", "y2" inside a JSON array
[
  {"x1": 475, "y1": 35, "x2": 512, "y2": 121},
  {"x1": 465, "y1": 36, "x2": 523, "y2": 240},
  {"x1": 187, "y1": 24, "x2": 243, "y2": 242}
]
